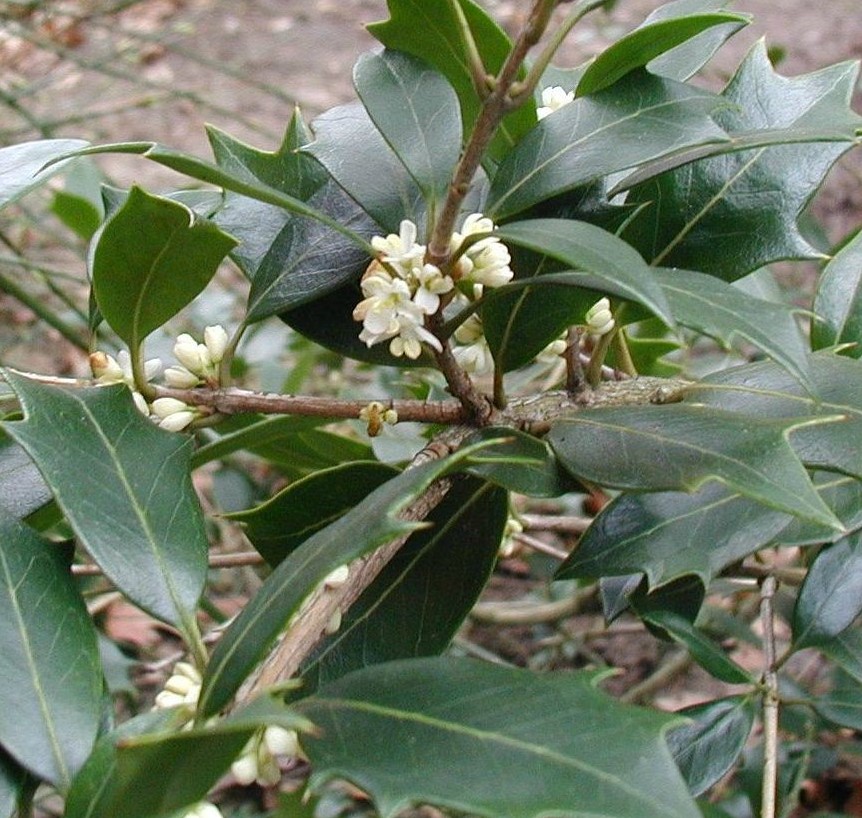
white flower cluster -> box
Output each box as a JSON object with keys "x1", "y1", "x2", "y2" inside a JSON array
[
  {"x1": 90, "y1": 324, "x2": 230, "y2": 433},
  {"x1": 585, "y1": 297, "x2": 615, "y2": 337},
  {"x1": 453, "y1": 315, "x2": 494, "y2": 376},
  {"x1": 153, "y1": 661, "x2": 201, "y2": 716},
  {"x1": 231, "y1": 725, "x2": 303, "y2": 787},
  {"x1": 537, "y1": 85, "x2": 575, "y2": 120},
  {"x1": 450, "y1": 213, "x2": 514, "y2": 291}
]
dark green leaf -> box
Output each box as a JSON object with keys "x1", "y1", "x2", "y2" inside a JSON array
[
  {"x1": 548, "y1": 404, "x2": 842, "y2": 529},
  {"x1": 65, "y1": 697, "x2": 310, "y2": 818},
  {"x1": 623, "y1": 43, "x2": 861, "y2": 279},
  {"x1": 488, "y1": 71, "x2": 727, "y2": 220},
  {"x1": 576, "y1": 13, "x2": 748, "y2": 97},
  {"x1": 0, "y1": 749, "x2": 29, "y2": 818},
  {"x1": 200, "y1": 447, "x2": 485, "y2": 717},
  {"x1": 666, "y1": 696, "x2": 755, "y2": 796},
  {"x1": 793, "y1": 531, "x2": 862, "y2": 650},
  {"x1": 0, "y1": 513, "x2": 101, "y2": 789},
  {"x1": 51, "y1": 191, "x2": 103, "y2": 241},
  {"x1": 3, "y1": 374, "x2": 207, "y2": 630},
  {"x1": 641, "y1": 0, "x2": 749, "y2": 82},
  {"x1": 302, "y1": 478, "x2": 507, "y2": 690},
  {"x1": 299, "y1": 657, "x2": 699, "y2": 818},
  {"x1": 0, "y1": 431, "x2": 51, "y2": 520},
  {"x1": 812, "y1": 229, "x2": 862, "y2": 356},
  {"x1": 354, "y1": 50, "x2": 461, "y2": 204},
  {"x1": 368, "y1": 0, "x2": 535, "y2": 164},
  {"x1": 654, "y1": 267, "x2": 813, "y2": 390},
  {"x1": 775, "y1": 474, "x2": 862, "y2": 546},
  {"x1": 228, "y1": 462, "x2": 399, "y2": 566},
  {"x1": 629, "y1": 575, "x2": 705, "y2": 629},
  {"x1": 0, "y1": 139, "x2": 89, "y2": 211},
  {"x1": 685, "y1": 354, "x2": 862, "y2": 481},
  {"x1": 464, "y1": 428, "x2": 575, "y2": 497},
  {"x1": 817, "y1": 626, "x2": 862, "y2": 685},
  {"x1": 303, "y1": 102, "x2": 425, "y2": 233},
  {"x1": 91, "y1": 186, "x2": 237, "y2": 351},
  {"x1": 813, "y1": 666, "x2": 862, "y2": 731},
  {"x1": 248, "y1": 429, "x2": 373, "y2": 480},
  {"x1": 640, "y1": 610, "x2": 753, "y2": 684}
]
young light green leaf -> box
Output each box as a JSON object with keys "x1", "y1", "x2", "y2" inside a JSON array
[
  {"x1": 91, "y1": 186, "x2": 237, "y2": 351},
  {"x1": 299, "y1": 657, "x2": 699, "y2": 818},
  {"x1": 793, "y1": 530, "x2": 862, "y2": 650},
  {"x1": 666, "y1": 696, "x2": 755, "y2": 796},
  {"x1": 302, "y1": 479, "x2": 507, "y2": 691},
  {"x1": 367, "y1": 0, "x2": 535, "y2": 164},
  {"x1": 0, "y1": 139, "x2": 89, "y2": 211},
  {"x1": 303, "y1": 102, "x2": 425, "y2": 233},
  {"x1": 228, "y1": 462, "x2": 399, "y2": 566},
  {"x1": 200, "y1": 448, "x2": 483, "y2": 717},
  {"x1": 547, "y1": 404, "x2": 843, "y2": 530},
  {"x1": 576, "y1": 13, "x2": 749, "y2": 97},
  {"x1": 3, "y1": 374, "x2": 208, "y2": 630},
  {"x1": 487, "y1": 71, "x2": 727, "y2": 219},
  {"x1": 654, "y1": 267, "x2": 813, "y2": 389},
  {"x1": 0, "y1": 513, "x2": 102, "y2": 789},
  {"x1": 354, "y1": 50, "x2": 461, "y2": 205},
  {"x1": 556, "y1": 483, "x2": 792, "y2": 588},
  {"x1": 686, "y1": 354, "x2": 862, "y2": 480},
  {"x1": 623, "y1": 43, "x2": 861, "y2": 279},
  {"x1": 812, "y1": 228, "x2": 862, "y2": 356}
]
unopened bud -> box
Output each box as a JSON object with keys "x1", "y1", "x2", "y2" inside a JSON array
[
  {"x1": 586, "y1": 298, "x2": 615, "y2": 337},
  {"x1": 158, "y1": 411, "x2": 197, "y2": 433},
  {"x1": 323, "y1": 565, "x2": 349, "y2": 589},
  {"x1": 204, "y1": 325, "x2": 229, "y2": 363},
  {"x1": 173, "y1": 334, "x2": 206, "y2": 374},
  {"x1": 164, "y1": 365, "x2": 201, "y2": 388},
  {"x1": 151, "y1": 397, "x2": 190, "y2": 419},
  {"x1": 325, "y1": 609, "x2": 342, "y2": 635},
  {"x1": 90, "y1": 351, "x2": 124, "y2": 383}
]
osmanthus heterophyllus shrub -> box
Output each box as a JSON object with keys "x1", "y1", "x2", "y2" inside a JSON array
[{"x1": 1, "y1": 0, "x2": 861, "y2": 817}]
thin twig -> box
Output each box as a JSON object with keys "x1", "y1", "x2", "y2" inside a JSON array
[
  {"x1": 520, "y1": 513, "x2": 592, "y2": 534},
  {"x1": 760, "y1": 575, "x2": 780, "y2": 818},
  {"x1": 513, "y1": 531, "x2": 570, "y2": 561},
  {"x1": 72, "y1": 551, "x2": 265, "y2": 576}
]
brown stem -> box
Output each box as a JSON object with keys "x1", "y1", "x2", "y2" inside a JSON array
[
  {"x1": 760, "y1": 575, "x2": 780, "y2": 818},
  {"x1": 72, "y1": 551, "x2": 265, "y2": 576}
]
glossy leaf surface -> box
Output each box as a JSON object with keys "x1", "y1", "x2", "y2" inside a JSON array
[
  {"x1": 793, "y1": 530, "x2": 862, "y2": 650},
  {"x1": 200, "y1": 449, "x2": 480, "y2": 717},
  {"x1": 488, "y1": 71, "x2": 726, "y2": 219},
  {"x1": 302, "y1": 478, "x2": 507, "y2": 690},
  {"x1": 300, "y1": 657, "x2": 699, "y2": 818},
  {"x1": 228, "y1": 462, "x2": 399, "y2": 566},
  {"x1": 368, "y1": 0, "x2": 534, "y2": 163},
  {"x1": 576, "y1": 12, "x2": 748, "y2": 97},
  {"x1": 654, "y1": 267, "x2": 812, "y2": 389},
  {"x1": 685, "y1": 354, "x2": 862, "y2": 481},
  {"x1": 91, "y1": 186, "x2": 237, "y2": 350},
  {"x1": 666, "y1": 697, "x2": 755, "y2": 796},
  {"x1": 0, "y1": 431, "x2": 51, "y2": 520},
  {"x1": 4, "y1": 375, "x2": 207, "y2": 629},
  {"x1": 548, "y1": 404, "x2": 841, "y2": 529},
  {"x1": 0, "y1": 139, "x2": 89, "y2": 211},
  {"x1": 354, "y1": 49, "x2": 461, "y2": 204},
  {"x1": 624, "y1": 43, "x2": 861, "y2": 278},
  {"x1": 812, "y1": 229, "x2": 862, "y2": 355},
  {"x1": 0, "y1": 514, "x2": 101, "y2": 788}
]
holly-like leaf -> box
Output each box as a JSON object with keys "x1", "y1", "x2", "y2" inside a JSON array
[
  {"x1": 3, "y1": 374, "x2": 207, "y2": 631},
  {"x1": 354, "y1": 49, "x2": 461, "y2": 206},
  {"x1": 65, "y1": 697, "x2": 311, "y2": 818},
  {"x1": 91, "y1": 186, "x2": 237, "y2": 352},
  {"x1": 302, "y1": 478, "x2": 507, "y2": 690},
  {"x1": 685, "y1": 354, "x2": 862, "y2": 480},
  {"x1": 487, "y1": 71, "x2": 727, "y2": 220},
  {"x1": 0, "y1": 513, "x2": 101, "y2": 789},
  {"x1": 792, "y1": 530, "x2": 862, "y2": 650},
  {"x1": 303, "y1": 102, "x2": 425, "y2": 233},
  {"x1": 666, "y1": 696, "x2": 755, "y2": 796},
  {"x1": 299, "y1": 657, "x2": 699, "y2": 818},
  {"x1": 812, "y1": 229, "x2": 862, "y2": 356},
  {"x1": 228, "y1": 462, "x2": 399, "y2": 566},
  {"x1": 547, "y1": 404, "x2": 842, "y2": 530},
  {"x1": 0, "y1": 431, "x2": 51, "y2": 521},
  {"x1": 623, "y1": 43, "x2": 861, "y2": 279},
  {"x1": 200, "y1": 447, "x2": 486, "y2": 717},
  {"x1": 576, "y1": 12, "x2": 749, "y2": 97},
  {"x1": 654, "y1": 268, "x2": 813, "y2": 389},
  {"x1": 776, "y1": 474, "x2": 862, "y2": 546},
  {"x1": 556, "y1": 482, "x2": 791, "y2": 588},
  {"x1": 0, "y1": 139, "x2": 89, "y2": 211},
  {"x1": 367, "y1": 0, "x2": 535, "y2": 164}
]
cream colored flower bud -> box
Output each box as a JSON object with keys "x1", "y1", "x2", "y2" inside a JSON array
[
  {"x1": 90, "y1": 351, "x2": 124, "y2": 384},
  {"x1": 204, "y1": 325, "x2": 229, "y2": 363},
  {"x1": 151, "y1": 397, "x2": 190, "y2": 419},
  {"x1": 183, "y1": 803, "x2": 224, "y2": 818},
  {"x1": 165, "y1": 674, "x2": 195, "y2": 697},
  {"x1": 323, "y1": 565, "x2": 349, "y2": 589},
  {"x1": 173, "y1": 334, "x2": 206, "y2": 374},
  {"x1": 174, "y1": 662, "x2": 201, "y2": 683},
  {"x1": 263, "y1": 726, "x2": 300, "y2": 758},
  {"x1": 382, "y1": 408, "x2": 398, "y2": 425},
  {"x1": 230, "y1": 751, "x2": 259, "y2": 786},
  {"x1": 158, "y1": 411, "x2": 197, "y2": 433},
  {"x1": 143, "y1": 357, "x2": 163, "y2": 382},
  {"x1": 132, "y1": 391, "x2": 150, "y2": 417},
  {"x1": 164, "y1": 365, "x2": 201, "y2": 388},
  {"x1": 325, "y1": 609, "x2": 342, "y2": 635},
  {"x1": 586, "y1": 297, "x2": 615, "y2": 337}
]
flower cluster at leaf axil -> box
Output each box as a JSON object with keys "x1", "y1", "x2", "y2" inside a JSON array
[
  {"x1": 231, "y1": 725, "x2": 304, "y2": 787},
  {"x1": 153, "y1": 660, "x2": 201, "y2": 715},
  {"x1": 90, "y1": 325, "x2": 229, "y2": 432},
  {"x1": 537, "y1": 85, "x2": 574, "y2": 120},
  {"x1": 354, "y1": 214, "x2": 513, "y2": 360},
  {"x1": 585, "y1": 297, "x2": 615, "y2": 337}
]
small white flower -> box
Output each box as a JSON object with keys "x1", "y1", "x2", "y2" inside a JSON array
[
  {"x1": 389, "y1": 318, "x2": 442, "y2": 358},
  {"x1": 154, "y1": 661, "x2": 201, "y2": 711},
  {"x1": 537, "y1": 85, "x2": 575, "y2": 119},
  {"x1": 164, "y1": 365, "x2": 201, "y2": 388},
  {"x1": 536, "y1": 334, "x2": 568, "y2": 363},
  {"x1": 182, "y1": 802, "x2": 224, "y2": 818},
  {"x1": 263, "y1": 726, "x2": 300, "y2": 758},
  {"x1": 453, "y1": 337, "x2": 494, "y2": 375},
  {"x1": 132, "y1": 391, "x2": 150, "y2": 417},
  {"x1": 231, "y1": 726, "x2": 302, "y2": 787},
  {"x1": 412, "y1": 263, "x2": 454, "y2": 314},
  {"x1": 323, "y1": 565, "x2": 349, "y2": 589},
  {"x1": 203, "y1": 325, "x2": 229, "y2": 364},
  {"x1": 173, "y1": 334, "x2": 207, "y2": 375},
  {"x1": 585, "y1": 297, "x2": 615, "y2": 337},
  {"x1": 499, "y1": 515, "x2": 524, "y2": 558},
  {"x1": 450, "y1": 213, "x2": 513, "y2": 290},
  {"x1": 151, "y1": 397, "x2": 190, "y2": 419},
  {"x1": 371, "y1": 219, "x2": 425, "y2": 268},
  {"x1": 231, "y1": 752, "x2": 259, "y2": 786},
  {"x1": 90, "y1": 351, "x2": 124, "y2": 384},
  {"x1": 158, "y1": 411, "x2": 197, "y2": 433}
]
